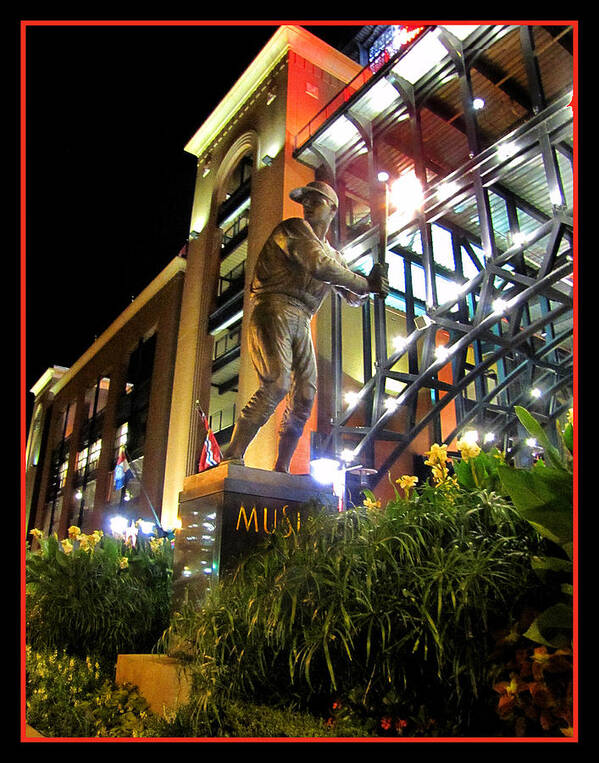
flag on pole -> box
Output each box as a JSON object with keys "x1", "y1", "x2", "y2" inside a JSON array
[
  {"x1": 196, "y1": 404, "x2": 222, "y2": 471},
  {"x1": 199, "y1": 427, "x2": 222, "y2": 471},
  {"x1": 114, "y1": 447, "x2": 133, "y2": 490}
]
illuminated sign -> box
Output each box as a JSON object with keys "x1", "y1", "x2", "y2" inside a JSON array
[
  {"x1": 235, "y1": 503, "x2": 302, "y2": 536},
  {"x1": 368, "y1": 25, "x2": 427, "y2": 72}
]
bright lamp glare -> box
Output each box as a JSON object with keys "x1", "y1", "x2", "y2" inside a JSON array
[
  {"x1": 389, "y1": 172, "x2": 424, "y2": 214},
  {"x1": 110, "y1": 515, "x2": 129, "y2": 535},
  {"x1": 392, "y1": 336, "x2": 407, "y2": 353},
  {"x1": 310, "y1": 458, "x2": 341, "y2": 485},
  {"x1": 384, "y1": 397, "x2": 399, "y2": 412},
  {"x1": 435, "y1": 345, "x2": 450, "y2": 362},
  {"x1": 436, "y1": 181, "x2": 459, "y2": 202},
  {"x1": 137, "y1": 520, "x2": 155, "y2": 535},
  {"x1": 461, "y1": 430, "x2": 479, "y2": 444},
  {"x1": 377, "y1": 171, "x2": 390, "y2": 182},
  {"x1": 512, "y1": 232, "x2": 528, "y2": 247},
  {"x1": 530, "y1": 388, "x2": 542, "y2": 399},
  {"x1": 496, "y1": 141, "x2": 518, "y2": 160},
  {"x1": 340, "y1": 449, "x2": 355, "y2": 463},
  {"x1": 345, "y1": 391, "x2": 361, "y2": 407}
]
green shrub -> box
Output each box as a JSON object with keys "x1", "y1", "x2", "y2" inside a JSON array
[
  {"x1": 488, "y1": 406, "x2": 574, "y2": 737},
  {"x1": 161, "y1": 477, "x2": 544, "y2": 736},
  {"x1": 497, "y1": 406, "x2": 574, "y2": 649},
  {"x1": 25, "y1": 646, "x2": 153, "y2": 737},
  {"x1": 26, "y1": 528, "x2": 173, "y2": 661},
  {"x1": 145, "y1": 698, "x2": 371, "y2": 738}
]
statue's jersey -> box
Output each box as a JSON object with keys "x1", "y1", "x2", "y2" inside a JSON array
[{"x1": 249, "y1": 218, "x2": 369, "y2": 316}]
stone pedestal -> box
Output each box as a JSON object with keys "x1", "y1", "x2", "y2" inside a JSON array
[
  {"x1": 172, "y1": 462, "x2": 335, "y2": 610},
  {"x1": 115, "y1": 654, "x2": 191, "y2": 716}
]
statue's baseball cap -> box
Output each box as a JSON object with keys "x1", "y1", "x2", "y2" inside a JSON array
[{"x1": 289, "y1": 180, "x2": 338, "y2": 209}]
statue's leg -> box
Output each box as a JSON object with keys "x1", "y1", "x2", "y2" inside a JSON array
[
  {"x1": 222, "y1": 301, "x2": 293, "y2": 462},
  {"x1": 274, "y1": 312, "x2": 317, "y2": 473}
]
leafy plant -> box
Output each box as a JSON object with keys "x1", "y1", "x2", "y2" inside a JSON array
[
  {"x1": 26, "y1": 646, "x2": 153, "y2": 738},
  {"x1": 160, "y1": 482, "x2": 541, "y2": 736},
  {"x1": 145, "y1": 698, "x2": 372, "y2": 738},
  {"x1": 453, "y1": 445, "x2": 506, "y2": 493},
  {"x1": 26, "y1": 527, "x2": 173, "y2": 661},
  {"x1": 487, "y1": 614, "x2": 574, "y2": 737},
  {"x1": 497, "y1": 407, "x2": 574, "y2": 649}
]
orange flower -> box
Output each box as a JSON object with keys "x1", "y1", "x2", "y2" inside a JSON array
[
  {"x1": 494, "y1": 673, "x2": 528, "y2": 717},
  {"x1": 531, "y1": 646, "x2": 551, "y2": 680},
  {"x1": 527, "y1": 681, "x2": 552, "y2": 708}
]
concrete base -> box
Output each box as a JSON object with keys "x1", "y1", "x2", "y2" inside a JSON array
[
  {"x1": 24, "y1": 724, "x2": 45, "y2": 738},
  {"x1": 172, "y1": 462, "x2": 335, "y2": 610},
  {"x1": 115, "y1": 654, "x2": 191, "y2": 716}
]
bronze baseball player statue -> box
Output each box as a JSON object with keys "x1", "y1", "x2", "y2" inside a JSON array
[{"x1": 221, "y1": 180, "x2": 389, "y2": 472}]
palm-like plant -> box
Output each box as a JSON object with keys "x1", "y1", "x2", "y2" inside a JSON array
[{"x1": 162, "y1": 483, "x2": 543, "y2": 734}]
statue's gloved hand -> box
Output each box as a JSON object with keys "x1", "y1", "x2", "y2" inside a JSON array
[{"x1": 367, "y1": 262, "x2": 389, "y2": 297}]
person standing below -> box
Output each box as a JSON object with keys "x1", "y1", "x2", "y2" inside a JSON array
[{"x1": 221, "y1": 180, "x2": 389, "y2": 472}]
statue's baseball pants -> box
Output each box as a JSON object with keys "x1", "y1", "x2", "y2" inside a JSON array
[{"x1": 239, "y1": 294, "x2": 317, "y2": 437}]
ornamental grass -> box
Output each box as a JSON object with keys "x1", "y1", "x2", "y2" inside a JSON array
[{"x1": 160, "y1": 482, "x2": 546, "y2": 736}]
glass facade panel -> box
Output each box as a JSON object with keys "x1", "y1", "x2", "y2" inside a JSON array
[
  {"x1": 431, "y1": 224, "x2": 455, "y2": 269},
  {"x1": 386, "y1": 252, "x2": 405, "y2": 292}
]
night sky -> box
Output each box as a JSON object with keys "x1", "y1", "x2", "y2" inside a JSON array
[{"x1": 23, "y1": 21, "x2": 361, "y2": 423}]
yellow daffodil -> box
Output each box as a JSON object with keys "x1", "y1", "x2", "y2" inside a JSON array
[
  {"x1": 424, "y1": 443, "x2": 449, "y2": 468},
  {"x1": 149, "y1": 537, "x2": 164, "y2": 553},
  {"x1": 430, "y1": 463, "x2": 449, "y2": 484},
  {"x1": 567, "y1": 408, "x2": 573, "y2": 425},
  {"x1": 396, "y1": 475, "x2": 418, "y2": 498},
  {"x1": 67, "y1": 525, "x2": 81, "y2": 540},
  {"x1": 119, "y1": 557, "x2": 129, "y2": 569},
  {"x1": 457, "y1": 439, "x2": 481, "y2": 462},
  {"x1": 60, "y1": 539, "x2": 73, "y2": 555},
  {"x1": 396, "y1": 475, "x2": 419, "y2": 490},
  {"x1": 363, "y1": 497, "x2": 381, "y2": 510},
  {"x1": 78, "y1": 534, "x2": 91, "y2": 552},
  {"x1": 87, "y1": 530, "x2": 103, "y2": 549},
  {"x1": 30, "y1": 528, "x2": 43, "y2": 541}
]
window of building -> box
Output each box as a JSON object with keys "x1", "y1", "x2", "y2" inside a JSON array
[
  {"x1": 76, "y1": 446, "x2": 88, "y2": 479},
  {"x1": 115, "y1": 334, "x2": 156, "y2": 461},
  {"x1": 85, "y1": 377, "x2": 110, "y2": 419},
  {"x1": 114, "y1": 422, "x2": 129, "y2": 459},
  {"x1": 27, "y1": 405, "x2": 43, "y2": 468},
  {"x1": 58, "y1": 459, "x2": 69, "y2": 489},
  {"x1": 88, "y1": 438, "x2": 102, "y2": 472},
  {"x1": 224, "y1": 154, "x2": 253, "y2": 199},
  {"x1": 55, "y1": 403, "x2": 76, "y2": 444}
]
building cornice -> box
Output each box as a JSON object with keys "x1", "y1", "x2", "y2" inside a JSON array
[
  {"x1": 30, "y1": 366, "x2": 69, "y2": 398},
  {"x1": 50, "y1": 256, "x2": 187, "y2": 398},
  {"x1": 184, "y1": 25, "x2": 362, "y2": 159}
]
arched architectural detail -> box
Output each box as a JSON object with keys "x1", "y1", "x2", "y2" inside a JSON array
[{"x1": 213, "y1": 130, "x2": 261, "y2": 208}]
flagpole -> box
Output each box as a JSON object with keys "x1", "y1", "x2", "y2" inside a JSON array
[{"x1": 122, "y1": 447, "x2": 164, "y2": 532}]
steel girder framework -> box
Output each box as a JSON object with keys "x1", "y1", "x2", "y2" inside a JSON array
[{"x1": 293, "y1": 25, "x2": 575, "y2": 485}]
